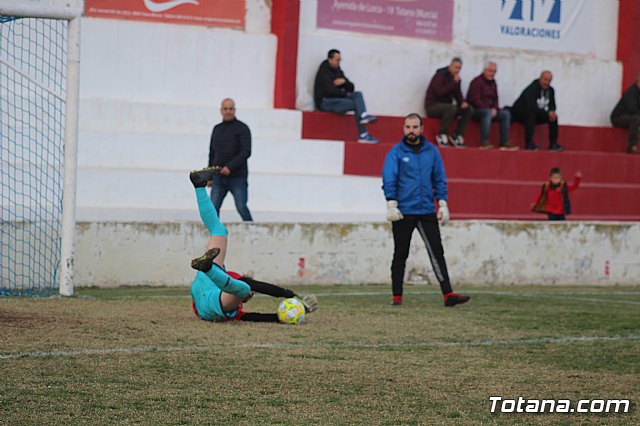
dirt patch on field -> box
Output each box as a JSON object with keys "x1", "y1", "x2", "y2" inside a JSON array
[{"x1": 0, "y1": 310, "x2": 40, "y2": 327}]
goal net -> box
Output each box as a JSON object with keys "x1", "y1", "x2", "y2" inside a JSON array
[{"x1": 0, "y1": 4, "x2": 80, "y2": 296}]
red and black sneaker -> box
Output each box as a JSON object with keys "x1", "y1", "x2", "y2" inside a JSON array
[
  {"x1": 444, "y1": 292, "x2": 470, "y2": 307},
  {"x1": 391, "y1": 295, "x2": 403, "y2": 306}
]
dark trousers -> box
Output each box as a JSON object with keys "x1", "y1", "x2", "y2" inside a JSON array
[
  {"x1": 547, "y1": 213, "x2": 566, "y2": 221},
  {"x1": 391, "y1": 214, "x2": 453, "y2": 296},
  {"x1": 511, "y1": 108, "x2": 558, "y2": 147},
  {"x1": 426, "y1": 103, "x2": 474, "y2": 136},
  {"x1": 472, "y1": 108, "x2": 511, "y2": 146},
  {"x1": 210, "y1": 175, "x2": 253, "y2": 221},
  {"x1": 241, "y1": 277, "x2": 295, "y2": 299},
  {"x1": 611, "y1": 114, "x2": 640, "y2": 147}
]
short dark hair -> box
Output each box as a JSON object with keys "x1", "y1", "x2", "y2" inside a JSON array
[
  {"x1": 404, "y1": 113, "x2": 423, "y2": 126},
  {"x1": 328, "y1": 49, "x2": 340, "y2": 59},
  {"x1": 451, "y1": 57, "x2": 463, "y2": 65},
  {"x1": 549, "y1": 167, "x2": 561, "y2": 176}
]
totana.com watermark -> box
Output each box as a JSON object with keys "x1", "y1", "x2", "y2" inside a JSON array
[{"x1": 489, "y1": 397, "x2": 631, "y2": 414}]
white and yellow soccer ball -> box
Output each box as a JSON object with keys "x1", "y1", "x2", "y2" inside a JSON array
[{"x1": 277, "y1": 298, "x2": 305, "y2": 325}]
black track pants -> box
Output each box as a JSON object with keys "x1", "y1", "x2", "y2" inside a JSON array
[
  {"x1": 236, "y1": 277, "x2": 296, "y2": 323},
  {"x1": 241, "y1": 277, "x2": 296, "y2": 299},
  {"x1": 391, "y1": 214, "x2": 453, "y2": 296}
]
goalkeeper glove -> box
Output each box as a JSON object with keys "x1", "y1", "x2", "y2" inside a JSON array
[
  {"x1": 298, "y1": 295, "x2": 319, "y2": 313},
  {"x1": 386, "y1": 200, "x2": 403, "y2": 222},
  {"x1": 437, "y1": 200, "x2": 450, "y2": 226}
]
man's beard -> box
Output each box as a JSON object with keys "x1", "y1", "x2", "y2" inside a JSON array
[{"x1": 406, "y1": 133, "x2": 419, "y2": 143}]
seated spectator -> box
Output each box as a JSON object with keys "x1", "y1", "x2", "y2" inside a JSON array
[
  {"x1": 511, "y1": 71, "x2": 563, "y2": 152},
  {"x1": 467, "y1": 61, "x2": 517, "y2": 151},
  {"x1": 313, "y1": 49, "x2": 379, "y2": 144},
  {"x1": 610, "y1": 74, "x2": 640, "y2": 155},
  {"x1": 424, "y1": 57, "x2": 473, "y2": 148}
]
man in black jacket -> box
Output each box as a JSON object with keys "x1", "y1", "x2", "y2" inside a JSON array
[
  {"x1": 314, "y1": 49, "x2": 378, "y2": 144},
  {"x1": 208, "y1": 98, "x2": 253, "y2": 221},
  {"x1": 511, "y1": 71, "x2": 563, "y2": 152},
  {"x1": 610, "y1": 74, "x2": 640, "y2": 155}
]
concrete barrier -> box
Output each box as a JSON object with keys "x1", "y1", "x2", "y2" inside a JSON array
[{"x1": 74, "y1": 221, "x2": 640, "y2": 287}]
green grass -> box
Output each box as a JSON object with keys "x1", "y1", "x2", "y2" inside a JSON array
[{"x1": 1, "y1": 284, "x2": 639, "y2": 425}]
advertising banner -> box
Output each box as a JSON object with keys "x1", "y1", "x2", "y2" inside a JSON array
[
  {"x1": 317, "y1": 0, "x2": 453, "y2": 41},
  {"x1": 469, "y1": 0, "x2": 593, "y2": 54},
  {"x1": 85, "y1": 0, "x2": 245, "y2": 29}
]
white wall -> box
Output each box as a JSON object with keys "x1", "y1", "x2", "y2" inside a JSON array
[
  {"x1": 245, "y1": 0, "x2": 272, "y2": 34},
  {"x1": 79, "y1": 16, "x2": 276, "y2": 108},
  {"x1": 296, "y1": 0, "x2": 621, "y2": 126},
  {"x1": 73, "y1": 221, "x2": 640, "y2": 287},
  {"x1": 0, "y1": 0, "x2": 84, "y2": 13}
]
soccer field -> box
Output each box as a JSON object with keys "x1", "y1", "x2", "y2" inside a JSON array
[{"x1": 1, "y1": 285, "x2": 639, "y2": 425}]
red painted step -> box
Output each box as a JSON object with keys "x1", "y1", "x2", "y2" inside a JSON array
[
  {"x1": 344, "y1": 143, "x2": 640, "y2": 184},
  {"x1": 302, "y1": 111, "x2": 640, "y2": 221},
  {"x1": 302, "y1": 111, "x2": 630, "y2": 153},
  {"x1": 347, "y1": 146, "x2": 640, "y2": 221},
  {"x1": 447, "y1": 180, "x2": 640, "y2": 221}
]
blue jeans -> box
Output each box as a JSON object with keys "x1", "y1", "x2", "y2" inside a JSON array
[
  {"x1": 210, "y1": 175, "x2": 253, "y2": 221},
  {"x1": 472, "y1": 108, "x2": 511, "y2": 146},
  {"x1": 319, "y1": 91, "x2": 368, "y2": 136}
]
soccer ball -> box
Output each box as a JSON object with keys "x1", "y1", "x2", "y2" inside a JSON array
[{"x1": 277, "y1": 298, "x2": 305, "y2": 325}]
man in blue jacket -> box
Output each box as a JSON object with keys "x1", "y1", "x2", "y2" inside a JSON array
[{"x1": 382, "y1": 113, "x2": 470, "y2": 307}]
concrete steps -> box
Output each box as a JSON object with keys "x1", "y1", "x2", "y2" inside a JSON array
[
  {"x1": 447, "y1": 179, "x2": 640, "y2": 220},
  {"x1": 75, "y1": 168, "x2": 382, "y2": 222},
  {"x1": 302, "y1": 111, "x2": 640, "y2": 221},
  {"x1": 80, "y1": 98, "x2": 302, "y2": 140},
  {"x1": 76, "y1": 99, "x2": 352, "y2": 222},
  {"x1": 302, "y1": 111, "x2": 630, "y2": 152},
  {"x1": 78, "y1": 130, "x2": 344, "y2": 176},
  {"x1": 343, "y1": 142, "x2": 640, "y2": 184},
  {"x1": 73, "y1": 100, "x2": 639, "y2": 222}
]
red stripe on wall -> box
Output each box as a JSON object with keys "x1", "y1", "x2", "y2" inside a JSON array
[
  {"x1": 271, "y1": 0, "x2": 300, "y2": 109},
  {"x1": 616, "y1": 0, "x2": 640, "y2": 90}
]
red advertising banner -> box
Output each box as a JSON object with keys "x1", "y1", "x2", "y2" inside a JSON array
[
  {"x1": 317, "y1": 0, "x2": 453, "y2": 41},
  {"x1": 85, "y1": 0, "x2": 245, "y2": 29}
]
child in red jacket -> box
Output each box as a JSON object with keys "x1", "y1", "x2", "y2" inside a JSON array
[{"x1": 532, "y1": 167, "x2": 581, "y2": 221}]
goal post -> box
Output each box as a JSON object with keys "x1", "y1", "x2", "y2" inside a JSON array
[
  {"x1": 61, "y1": 14, "x2": 80, "y2": 297},
  {"x1": 0, "y1": 1, "x2": 81, "y2": 296}
]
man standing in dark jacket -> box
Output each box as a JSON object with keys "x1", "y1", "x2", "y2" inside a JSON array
[
  {"x1": 610, "y1": 74, "x2": 640, "y2": 155},
  {"x1": 382, "y1": 113, "x2": 470, "y2": 308},
  {"x1": 424, "y1": 57, "x2": 473, "y2": 148},
  {"x1": 208, "y1": 98, "x2": 253, "y2": 221},
  {"x1": 467, "y1": 61, "x2": 517, "y2": 150},
  {"x1": 512, "y1": 71, "x2": 563, "y2": 152},
  {"x1": 314, "y1": 49, "x2": 379, "y2": 144}
]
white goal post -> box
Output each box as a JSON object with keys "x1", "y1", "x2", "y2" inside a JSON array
[{"x1": 0, "y1": 1, "x2": 81, "y2": 296}]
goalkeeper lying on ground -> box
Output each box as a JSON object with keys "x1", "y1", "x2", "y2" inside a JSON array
[{"x1": 188, "y1": 166, "x2": 318, "y2": 323}]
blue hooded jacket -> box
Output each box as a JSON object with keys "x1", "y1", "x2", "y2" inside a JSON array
[{"x1": 382, "y1": 136, "x2": 447, "y2": 215}]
